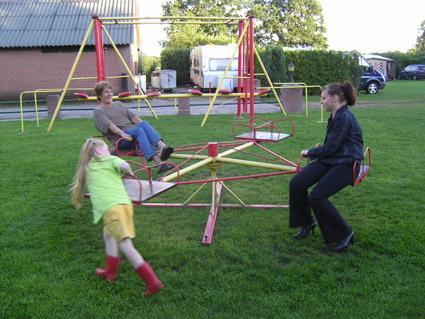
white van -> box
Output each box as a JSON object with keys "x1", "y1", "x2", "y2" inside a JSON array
[{"x1": 190, "y1": 44, "x2": 238, "y2": 91}]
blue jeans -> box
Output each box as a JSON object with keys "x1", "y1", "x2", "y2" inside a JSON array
[{"x1": 121, "y1": 121, "x2": 161, "y2": 161}]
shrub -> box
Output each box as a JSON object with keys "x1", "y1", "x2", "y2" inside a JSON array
[
  {"x1": 284, "y1": 50, "x2": 362, "y2": 88},
  {"x1": 142, "y1": 55, "x2": 161, "y2": 82},
  {"x1": 256, "y1": 45, "x2": 288, "y2": 86},
  {"x1": 160, "y1": 47, "x2": 192, "y2": 85}
]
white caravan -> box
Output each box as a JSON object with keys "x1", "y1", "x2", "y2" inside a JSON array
[{"x1": 190, "y1": 44, "x2": 239, "y2": 91}]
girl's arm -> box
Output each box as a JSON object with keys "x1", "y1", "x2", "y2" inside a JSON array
[{"x1": 120, "y1": 161, "x2": 134, "y2": 176}]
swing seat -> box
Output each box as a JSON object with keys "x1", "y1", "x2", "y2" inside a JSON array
[
  {"x1": 353, "y1": 147, "x2": 371, "y2": 186},
  {"x1": 233, "y1": 117, "x2": 296, "y2": 142},
  {"x1": 74, "y1": 92, "x2": 89, "y2": 99},
  {"x1": 219, "y1": 89, "x2": 232, "y2": 95},
  {"x1": 118, "y1": 91, "x2": 132, "y2": 98},
  {"x1": 256, "y1": 89, "x2": 270, "y2": 95},
  {"x1": 147, "y1": 91, "x2": 161, "y2": 97},
  {"x1": 123, "y1": 176, "x2": 175, "y2": 204},
  {"x1": 188, "y1": 89, "x2": 203, "y2": 95},
  {"x1": 85, "y1": 176, "x2": 175, "y2": 205}
]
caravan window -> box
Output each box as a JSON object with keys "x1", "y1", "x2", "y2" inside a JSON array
[{"x1": 209, "y1": 59, "x2": 238, "y2": 71}]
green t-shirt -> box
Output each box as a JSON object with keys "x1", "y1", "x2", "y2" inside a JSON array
[{"x1": 87, "y1": 155, "x2": 131, "y2": 223}]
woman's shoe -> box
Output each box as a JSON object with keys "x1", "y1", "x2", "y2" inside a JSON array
[
  {"x1": 160, "y1": 147, "x2": 174, "y2": 161},
  {"x1": 333, "y1": 232, "x2": 354, "y2": 253},
  {"x1": 157, "y1": 163, "x2": 174, "y2": 173},
  {"x1": 293, "y1": 222, "x2": 317, "y2": 240}
]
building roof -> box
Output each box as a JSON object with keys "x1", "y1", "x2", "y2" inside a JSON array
[
  {"x1": 0, "y1": 0, "x2": 134, "y2": 48},
  {"x1": 363, "y1": 54, "x2": 395, "y2": 62}
]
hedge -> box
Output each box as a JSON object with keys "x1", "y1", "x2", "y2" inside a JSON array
[
  {"x1": 255, "y1": 45, "x2": 287, "y2": 85},
  {"x1": 159, "y1": 46, "x2": 362, "y2": 89},
  {"x1": 160, "y1": 47, "x2": 192, "y2": 85},
  {"x1": 284, "y1": 50, "x2": 362, "y2": 88}
]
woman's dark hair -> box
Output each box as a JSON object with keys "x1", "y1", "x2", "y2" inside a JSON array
[
  {"x1": 322, "y1": 82, "x2": 357, "y2": 106},
  {"x1": 94, "y1": 81, "x2": 113, "y2": 100}
]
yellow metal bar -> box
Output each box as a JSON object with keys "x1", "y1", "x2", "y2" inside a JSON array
[
  {"x1": 183, "y1": 182, "x2": 208, "y2": 205},
  {"x1": 253, "y1": 46, "x2": 287, "y2": 117},
  {"x1": 164, "y1": 142, "x2": 254, "y2": 182},
  {"x1": 217, "y1": 157, "x2": 297, "y2": 171},
  {"x1": 103, "y1": 21, "x2": 238, "y2": 25},
  {"x1": 100, "y1": 16, "x2": 244, "y2": 21},
  {"x1": 33, "y1": 91, "x2": 40, "y2": 126},
  {"x1": 305, "y1": 86, "x2": 309, "y2": 117},
  {"x1": 217, "y1": 142, "x2": 254, "y2": 158},
  {"x1": 77, "y1": 92, "x2": 265, "y2": 101},
  {"x1": 47, "y1": 19, "x2": 94, "y2": 132},
  {"x1": 171, "y1": 154, "x2": 208, "y2": 160},
  {"x1": 19, "y1": 91, "x2": 33, "y2": 133},
  {"x1": 102, "y1": 25, "x2": 158, "y2": 119},
  {"x1": 201, "y1": 21, "x2": 249, "y2": 127},
  {"x1": 221, "y1": 183, "x2": 246, "y2": 206},
  {"x1": 319, "y1": 103, "x2": 324, "y2": 123},
  {"x1": 71, "y1": 75, "x2": 130, "y2": 81},
  {"x1": 162, "y1": 157, "x2": 213, "y2": 182}
]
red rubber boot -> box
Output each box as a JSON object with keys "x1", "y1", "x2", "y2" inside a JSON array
[
  {"x1": 95, "y1": 256, "x2": 120, "y2": 282},
  {"x1": 136, "y1": 262, "x2": 164, "y2": 296}
]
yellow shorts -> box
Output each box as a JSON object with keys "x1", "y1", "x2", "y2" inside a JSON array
[{"x1": 103, "y1": 204, "x2": 136, "y2": 241}]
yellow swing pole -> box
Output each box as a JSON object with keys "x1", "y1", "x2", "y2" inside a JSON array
[
  {"x1": 47, "y1": 20, "x2": 94, "y2": 132},
  {"x1": 102, "y1": 26, "x2": 158, "y2": 119},
  {"x1": 201, "y1": 21, "x2": 250, "y2": 127},
  {"x1": 253, "y1": 46, "x2": 287, "y2": 117}
]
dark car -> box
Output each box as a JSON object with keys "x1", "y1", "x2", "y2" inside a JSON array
[
  {"x1": 398, "y1": 64, "x2": 425, "y2": 80},
  {"x1": 358, "y1": 66, "x2": 386, "y2": 94}
]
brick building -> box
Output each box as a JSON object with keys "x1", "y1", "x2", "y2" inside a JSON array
[{"x1": 0, "y1": 0, "x2": 141, "y2": 98}]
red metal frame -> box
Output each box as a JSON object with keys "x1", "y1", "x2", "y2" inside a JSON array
[
  {"x1": 353, "y1": 147, "x2": 371, "y2": 186},
  {"x1": 248, "y1": 16, "x2": 255, "y2": 126},
  {"x1": 126, "y1": 140, "x2": 300, "y2": 245},
  {"x1": 93, "y1": 16, "x2": 106, "y2": 81}
]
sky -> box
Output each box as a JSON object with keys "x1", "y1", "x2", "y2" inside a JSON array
[{"x1": 139, "y1": 0, "x2": 425, "y2": 56}]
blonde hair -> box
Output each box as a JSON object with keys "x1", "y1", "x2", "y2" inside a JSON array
[
  {"x1": 70, "y1": 138, "x2": 107, "y2": 208},
  {"x1": 94, "y1": 81, "x2": 113, "y2": 101}
]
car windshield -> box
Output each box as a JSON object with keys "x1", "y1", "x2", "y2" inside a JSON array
[{"x1": 405, "y1": 66, "x2": 418, "y2": 71}]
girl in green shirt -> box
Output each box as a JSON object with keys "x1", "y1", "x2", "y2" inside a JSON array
[{"x1": 70, "y1": 138, "x2": 163, "y2": 297}]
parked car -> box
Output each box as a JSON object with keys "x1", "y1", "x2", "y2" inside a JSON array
[
  {"x1": 398, "y1": 64, "x2": 425, "y2": 80},
  {"x1": 359, "y1": 66, "x2": 386, "y2": 94},
  {"x1": 358, "y1": 55, "x2": 386, "y2": 94}
]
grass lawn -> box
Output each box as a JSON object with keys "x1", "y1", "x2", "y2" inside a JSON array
[{"x1": 1, "y1": 82, "x2": 425, "y2": 318}]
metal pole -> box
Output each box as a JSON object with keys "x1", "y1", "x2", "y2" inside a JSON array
[
  {"x1": 248, "y1": 16, "x2": 255, "y2": 125},
  {"x1": 47, "y1": 19, "x2": 94, "y2": 132},
  {"x1": 253, "y1": 47, "x2": 287, "y2": 116},
  {"x1": 102, "y1": 25, "x2": 158, "y2": 119},
  {"x1": 93, "y1": 16, "x2": 106, "y2": 81},
  {"x1": 201, "y1": 22, "x2": 249, "y2": 127},
  {"x1": 237, "y1": 20, "x2": 243, "y2": 118}
]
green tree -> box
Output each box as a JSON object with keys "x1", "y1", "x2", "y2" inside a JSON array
[
  {"x1": 162, "y1": 0, "x2": 327, "y2": 48},
  {"x1": 415, "y1": 20, "x2": 425, "y2": 52},
  {"x1": 252, "y1": 0, "x2": 327, "y2": 48}
]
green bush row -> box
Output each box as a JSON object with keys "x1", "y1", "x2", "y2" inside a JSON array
[
  {"x1": 158, "y1": 46, "x2": 362, "y2": 89},
  {"x1": 255, "y1": 45, "x2": 287, "y2": 85},
  {"x1": 284, "y1": 50, "x2": 363, "y2": 88}
]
